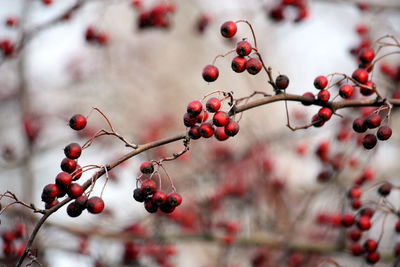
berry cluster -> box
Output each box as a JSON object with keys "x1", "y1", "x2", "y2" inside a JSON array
[
  {"x1": 268, "y1": 0, "x2": 309, "y2": 23},
  {"x1": 352, "y1": 113, "x2": 392, "y2": 149},
  {"x1": 133, "y1": 161, "x2": 182, "y2": 214},
  {"x1": 85, "y1": 26, "x2": 109, "y2": 45},
  {"x1": 1, "y1": 223, "x2": 26, "y2": 258},
  {"x1": 131, "y1": 0, "x2": 176, "y2": 30}
]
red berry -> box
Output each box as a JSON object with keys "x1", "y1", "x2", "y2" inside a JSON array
[
  {"x1": 196, "y1": 110, "x2": 208, "y2": 123},
  {"x1": 133, "y1": 188, "x2": 145, "y2": 202},
  {"x1": 152, "y1": 191, "x2": 167, "y2": 205},
  {"x1": 339, "y1": 84, "x2": 354, "y2": 98},
  {"x1": 72, "y1": 165, "x2": 83, "y2": 181},
  {"x1": 45, "y1": 198, "x2": 59, "y2": 209},
  {"x1": 214, "y1": 127, "x2": 229, "y2": 141},
  {"x1": 275, "y1": 74, "x2": 289, "y2": 90},
  {"x1": 188, "y1": 125, "x2": 201, "y2": 139},
  {"x1": 301, "y1": 92, "x2": 314, "y2": 106},
  {"x1": 183, "y1": 113, "x2": 197, "y2": 127},
  {"x1": 42, "y1": 184, "x2": 61, "y2": 201},
  {"x1": 362, "y1": 134, "x2": 377, "y2": 149},
  {"x1": 351, "y1": 199, "x2": 362, "y2": 210},
  {"x1": 64, "y1": 143, "x2": 82, "y2": 159},
  {"x1": 353, "y1": 117, "x2": 367, "y2": 133},
  {"x1": 75, "y1": 195, "x2": 88, "y2": 208},
  {"x1": 224, "y1": 120, "x2": 240, "y2": 137},
  {"x1": 341, "y1": 213, "x2": 355, "y2": 227},
  {"x1": 141, "y1": 179, "x2": 157, "y2": 196},
  {"x1": 206, "y1": 97, "x2": 221, "y2": 113},
  {"x1": 360, "y1": 81, "x2": 375, "y2": 96},
  {"x1": 348, "y1": 186, "x2": 362, "y2": 199},
  {"x1": 61, "y1": 158, "x2": 77, "y2": 173},
  {"x1": 202, "y1": 65, "x2": 219, "y2": 82},
  {"x1": 199, "y1": 123, "x2": 215, "y2": 138},
  {"x1": 366, "y1": 252, "x2": 380, "y2": 264},
  {"x1": 318, "y1": 107, "x2": 333, "y2": 121},
  {"x1": 86, "y1": 196, "x2": 105, "y2": 214},
  {"x1": 213, "y1": 111, "x2": 230, "y2": 127},
  {"x1": 236, "y1": 40, "x2": 252, "y2": 56},
  {"x1": 68, "y1": 183, "x2": 83, "y2": 199},
  {"x1": 144, "y1": 198, "x2": 158, "y2": 213},
  {"x1": 269, "y1": 6, "x2": 285, "y2": 21},
  {"x1": 311, "y1": 114, "x2": 325, "y2": 127},
  {"x1": 364, "y1": 239, "x2": 378, "y2": 253},
  {"x1": 246, "y1": 58, "x2": 262, "y2": 75},
  {"x1": 69, "y1": 114, "x2": 87, "y2": 130},
  {"x1": 187, "y1": 100, "x2": 203, "y2": 116},
  {"x1": 5, "y1": 17, "x2": 19, "y2": 27},
  {"x1": 350, "y1": 243, "x2": 364, "y2": 256},
  {"x1": 2, "y1": 232, "x2": 15, "y2": 243},
  {"x1": 360, "y1": 208, "x2": 375, "y2": 218},
  {"x1": 359, "y1": 48, "x2": 375, "y2": 64},
  {"x1": 231, "y1": 56, "x2": 247, "y2": 73},
  {"x1": 317, "y1": 90, "x2": 330, "y2": 102},
  {"x1": 348, "y1": 228, "x2": 362, "y2": 242},
  {"x1": 377, "y1": 126, "x2": 392, "y2": 141},
  {"x1": 67, "y1": 201, "x2": 83, "y2": 217},
  {"x1": 352, "y1": 69, "x2": 369, "y2": 84},
  {"x1": 55, "y1": 172, "x2": 73, "y2": 189},
  {"x1": 159, "y1": 202, "x2": 175, "y2": 213},
  {"x1": 167, "y1": 192, "x2": 182, "y2": 207},
  {"x1": 314, "y1": 76, "x2": 328, "y2": 89},
  {"x1": 357, "y1": 216, "x2": 371, "y2": 231},
  {"x1": 140, "y1": 161, "x2": 154, "y2": 174},
  {"x1": 220, "y1": 21, "x2": 237, "y2": 38}
]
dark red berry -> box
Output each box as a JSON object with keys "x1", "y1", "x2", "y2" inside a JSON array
[
  {"x1": 214, "y1": 127, "x2": 229, "y2": 141},
  {"x1": 275, "y1": 74, "x2": 289, "y2": 90},
  {"x1": 357, "y1": 216, "x2": 371, "y2": 231},
  {"x1": 362, "y1": 134, "x2": 377, "y2": 149},
  {"x1": 144, "y1": 198, "x2": 158, "y2": 213},
  {"x1": 199, "y1": 123, "x2": 215, "y2": 138},
  {"x1": 69, "y1": 114, "x2": 87, "y2": 130},
  {"x1": 353, "y1": 118, "x2": 367, "y2": 133},
  {"x1": 317, "y1": 90, "x2": 330, "y2": 102},
  {"x1": 236, "y1": 40, "x2": 252, "y2": 56},
  {"x1": 64, "y1": 143, "x2": 82, "y2": 159},
  {"x1": 378, "y1": 182, "x2": 392, "y2": 196},
  {"x1": 220, "y1": 21, "x2": 237, "y2": 38},
  {"x1": 188, "y1": 125, "x2": 201, "y2": 140},
  {"x1": 341, "y1": 213, "x2": 355, "y2": 227},
  {"x1": 159, "y1": 202, "x2": 175, "y2": 213},
  {"x1": 75, "y1": 195, "x2": 88, "y2": 208},
  {"x1": 67, "y1": 202, "x2": 83, "y2": 217},
  {"x1": 224, "y1": 120, "x2": 239, "y2": 136},
  {"x1": 360, "y1": 81, "x2": 375, "y2": 96},
  {"x1": 140, "y1": 161, "x2": 154, "y2": 174},
  {"x1": 348, "y1": 228, "x2": 362, "y2": 242},
  {"x1": 152, "y1": 191, "x2": 167, "y2": 205},
  {"x1": 183, "y1": 113, "x2": 198, "y2": 127},
  {"x1": 202, "y1": 65, "x2": 219, "y2": 82},
  {"x1": 231, "y1": 56, "x2": 247, "y2": 73},
  {"x1": 213, "y1": 111, "x2": 230, "y2": 127},
  {"x1": 42, "y1": 184, "x2": 60, "y2": 200},
  {"x1": 311, "y1": 114, "x2": 325, "y2": 127},
  {"x1": 167, "y1": 192, "x2": 182, "y2": 207},
  {"x1": 351, "y1": 199, "x2": 362, "y2": 210},
  {"x1": 318, "y1": 107, "x2": 333, "y2": 121},
  {"x1": 72, "y1": 165, "x2": 83, "y2": 181},
  {"x1": 140, "y1": 179, "x2": 157, "y2": 196},
  {"x1": 359, "y1": 48, "x2": 375, "y2": 64},
  {"x1": 86, "y1": 197, "x2": 105, "y2": 214},
  {"x1": 352, "y1": 69, "x2": 369, "y2": 84},
  {"x1": 377, "y1": 126, "x2": 392, "y2": 141},
  {"x1": 301, "y1": 92, "x2": 314, "y2": 106},
  {"x1": 246, "y1": 58, "x2": 262, "y2": 75},
  {"x1": 360, "y1": 208, "x2": 375, "y2": 218},
  {"x1": 2, "y1": 232, "x2": 15, "y2": 243},
  {"x1": 55, "y1": 172, "x2": 73, "y2": 189},
  {"x1": 350, "y1": 243, "x2": 364, "y2": 256},
  {"x1": 366, "y1": 114, "x2": 382, "y2": 129},
  {"x1": 269, "y1": 6, "x2": 285, "y2": 21},
  {"x1": 339, "y1": 84, "x2": 354, "y2": 99},
  {"x1": 366, "y1": 252, "x2": 380, "y2": 264},
  {"x1": 60, "y1": 158, "x2": 77, "y2": 173},
  {"x1": 314, "y1": 76, "x2": 328, "y2": 89},
  {"x1": 187, "y1": 100, "x2": 203, "y2": 116},
  {"x1": 67, "y1": 183, "x2": 83, "y2": 199},
  {"x1": 45, "y1": 198, "x2": 59, "y2": 209},
  {"x1": 364, "y1": 239, "x2": 378, "y2": 253},
  {"x1": 206, "y1": 98, "x2": 221, "y2": 113},
  {"x1": 133, "y1": 188, "x2": 146, "y2": 202}
]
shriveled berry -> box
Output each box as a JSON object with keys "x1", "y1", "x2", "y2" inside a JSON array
[
  {"x1": 214, "y1": 127, "x2": 229, "y2": 141},
  {"x1": 64, "y1": 143, "x2": 82, "y2": 159},
  {"x1": 55, "y1": 172, "x2": 73, "y2": 189},
  {"x1": 357, "y1": 216, "x2": 371, "y2": 231},
  {"x1": 359, "y1": 48, "x2": 375, "y2": 64},
  {"x1": 188, "y1": 125, "x2": 201, "y2": 140},
  {"x1": 353, "y1": 118, "x2": 367, "y2": 133},
  {"x1": 152, "y1": 191, "x2": 167, "y2": 205},
  {"x1": 144, "y1": 198, "x2": 158, "y2": 213},
  {"x1": 187, "y1": 100, "x2": 203, "y2": 116},
  {"x1": 167, "y1": 192, "x2": 182, "y2": 207},
  {"x1": 220, "y1": 21, "x2": 237, "y2": 38},
  {"x1": 225, "y1": 120, "x2": 239, "y2": 136},
  {"x1": 140, "y1": 179, "x2": 157, "y2": 196},
  {"x1": 206, "y1": 97, "x2": 221, "y2": 113},
  {"x1": 314, "y1": 76, "x2": 328, "y2": 89},
  {"x1": 362, "y1": 134, "x2": 377, "y2": 149},
  {"x1": 317, "y1": 90, "x2": 330, "y2": 102},
  {"x1": 352, "y1": 69, "x2": 369, "y2": 84},
  {"x1": 67, "y1": 202, "x2": 83, "y2": 217},
  {"x1": 140, "y1": 161, "x2": 154, "y2": 174},
  {"x1": 275, "y1": 74, "x2": 289, "y2": 90},
  {"x1": 378, "y1": 182, "x2": 392, "y2": 196},
  {"x1": 183, "y1": 113, "x2": 197, "y2": 127},
  {"x1": 236, "y1": 40, "x2": 252, "y2": 56},
  {"x1": 202, "y1": 65, "x2": 219, "y2": 82},
  {"x1": 133, "y1": 188, "x2": 146, "y2": 202},
  {"x1": 377, "y1": 126, "x2": 392, "y2": 141},
  {"x1": 69, "y1": 114, "x2": 87, "y2": 130},
  {"x1": 86, "y1": 197, "x2": 105, "y2": 214},
  {"x1": 246, "y1": 58, "x2": 262, "y2": 75},
  {"x1": 213, "y1": 111, "x2": 230, "y2": 127},
  {"x1": 301, "y1": 92, "x2": 314, "y2": 106},
  {"x1": 318, "y1": 107, "x2": 333, "y2": 121},
  {"x1": 339, "y1": 84, "x2": 354, "y2": 99},
  {"x1": 199, "y1": 123, "x2": 214, "y2": 138},
  {"x1": 60, "y1": 158, "x2": 77, "y2": 173},
  {"x1": 231, "y1": 56, "x2": 247, "y2": 73},
  {"x1": 67, "y1": 183, "x2": 83, "y2": 199}
]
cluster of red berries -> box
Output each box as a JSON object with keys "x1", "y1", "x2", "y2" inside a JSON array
[
  {"x1": 352, "y1": 113, "x2": 392, "y2": 149},
  {"x1": 41, "y1": 114, "x2": 105, "y2": 217},
  {"x1": 1, "y1": 223, "x2": 26, "y2": 257},
  {"x1": 131, "y1": 0, "x2": 176, "y2": 30},
  {"x1": 268, "y1": 0, "x2": 309, "y2": 23},
  {"x1": 184, "y1": 98, "x2": 239, "y2": 141},
  {"x1": 123, "y1": 241, "x2": 177, "y2": 266},
  {"x1": 133, "y1": 161, "x2": 182, "y2": 214},
  {"x1": 85, "y1": 27, "x2": 109, "y2": 45}
]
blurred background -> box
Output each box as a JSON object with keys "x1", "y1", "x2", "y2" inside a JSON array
[{"x1": 1, "y1": 0, "x2": 400, "y2": 266}]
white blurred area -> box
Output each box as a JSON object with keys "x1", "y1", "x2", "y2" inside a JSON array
[{"x1": 0, "y1": 0, "x2": 400, "y2": 266}]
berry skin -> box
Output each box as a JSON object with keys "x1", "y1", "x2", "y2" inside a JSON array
[
  {"x1": 86, "y1": 197, "x2": 105, "y2": 214},
  {"x1": 69, "y1": 114, "x2": 87, "y2": 130},
  {"x1": 213, "y1": 111, "x2": 230, "y2": 127},
  {"x1": 318, "y1": 107, "x2": 333, "y2": 121},
  {"x1": 64, "y1": 143, "x2": 82, "y2": 159},
  {"x1": 188, "y1": 125, "x2": 201, "y2": 140},
  {"x1": 314, "y1": 76, "x2": 328, "y2": 89},
  {"x1": 225, "y1": 120, "x2": 240, "y2": 136},
  {"x1": 60, "y1": 158, "x2": 77, "y2": 173},
  {"x1": 359, "y1": 48, "x2": 375, "y2": 64},
  {"x1": 357, "y1": 216, "x2": 371, "y2": 231},
  {"x1": 352, "y1": 69, "x2": 369, "y2": 84},
  {"x1": 362, "y1": 134, "x2": 377, "y2": 149},
  {"x1": 231, "y1": 56, "x2": 247, "y2": 73},
  {"x1": 202, "y1": 65, "x2": 219, "y2": 82},
  {"x1": 246, "y1": 58, "x2": 262, "y2": 75},
  {"x1": 377, "y1": 183, "x2": 392, "y2": 196},
  {"x1": 187, "y1": 100, "x2": 203, "y2": 116},
  {"x1": 365, "y1": 114, "x2": 381, "y2": 129},
  {"x1": 236, "y1": 40, "x2": 252, "y2": 56},
  {"x1": 301, "y1": 92, "x2": 314, "y2": 106},
  {"x1": 42, "y1": 184, "x2": 60, "y2": 201},
  {"x1": 366, "y1": 252, "x2": 380, "y2": 265},
  {"x1": 377, "y1": 126, "x2": 392, "y2": 141},
  {"x1": 220, "y1": 21, "x2": 237, "y2": 38},
  {"x1": 67, "y1": 183, "x2": 84, "y2": 199},
  {"x1": 341, "y1": 213, "x2": 355, "y2": 227},
  {"x1": 67, "y1": 202, "x2": 83, "y2": 217},
  {"x1": 206, "y1": 98, "x2": 221, "y2": 113},
  {"x1": 159, "y1": 202, "x2": 175, "y2": 213},
  {"x1": 317, "y1": 90, "x2": 330, "y2": 102},
  {"x1": 183, "y1": 113, "x2": 197, "y2": 127},
  {"x1": 199, "y1": 123, "x2": 215, "y2": 138},
  {"x1": 141, "y1": 179, "x2": 157, "y2": 196},
  {"x1": 364, "y1": 239, "x2": 378, "y2": 253},
  {"x1": 214, "y1": 127, "x2": 229, "y2": 141},
  {"x1": 133, "y1": 188, "x2": 146, "y2": 202},
  {"x1": 144, "y1": 198, "x2": 158, "y2": 213},
  {"x1": 140, "y1": 161, "x2": 154, "y2": 174},
  {"x1": 167, "y1": 192, "x2": 182, "y2": 207},
  {"x1": 275, "y1": 74, "x2": 289, "y2": 90},
  {"x1": 353, "y1": 118, "x2": 367, "y2": 133},
  {"x1": 311, "y1": 114, "x2": 325, "y2": 127},
  {"x1": 339, "y1": 84, "x2": 354, "y2": 99},
  {"x1": 152, "y1": 191, "x2": 167, "y2": 205},
  {"x1": 55, "y1": 172, "x2": 73, "y2": 189}
]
